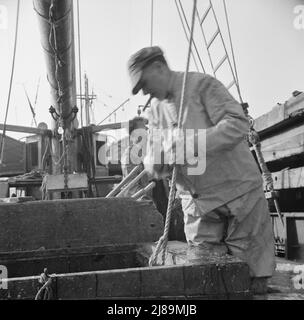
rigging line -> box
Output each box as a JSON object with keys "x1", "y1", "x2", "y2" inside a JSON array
[
  {"x1": 223, "y1": 0, "x2": 243, "y2": 103},
  {"x1": 195, "y1": 8, "x2": 215, "y2": 75},
  {"x1": 150, "y1": 0, "x2": 154, "y2": 46},
  {"x1": 174, "y1": 0, "x2": 200, "y2": 72},
  {"x1": 150, "y1": 0, "x2": 198, "y2": 267},
  {"x1": 0, "y1": 0, "x2": 21, "y2": 164},
  {"x1": 176, "y1": 0, "x2": 206, "y2": 73},
  {"x1": 31, "y1": 76, "x2": 41, "y2": 127},
  {"x1": 97, "y1": 98, "x2": 130, "y2": 126},
  {"x1": 209, "y1": 1, "x2": 240, "y2": 97},
  {"x1": 34, "y1": 77, "x2": 41, "y2": 107},
  {"x1": 77, "y1": 0, "x2": 84, "y2": 127},
  {"x1": 23, "y1": 85, "x2": 38, "y2": 128}
]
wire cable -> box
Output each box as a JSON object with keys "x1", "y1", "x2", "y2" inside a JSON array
[
  {"x1": 174, "y1": 0, "x2": 200, "y2": 72},
  {"x1": 150, "y1": 0, "x2": 154, "y2": 46},
  {"x1": 223, "y1": 0, "x2": 243, "y2": 103},
  {"x1": 76, "y1": 0, "x2": 84, "y2": 127},
  {"x1": 175, "y1": 0, "x2": 205, "y2": 73},
  {"x1": 97, "y1": 98, "x2": 130, "y2": 126},
  {"x1": 0, "y1": 0, "x2": 21, "y2": 164}
]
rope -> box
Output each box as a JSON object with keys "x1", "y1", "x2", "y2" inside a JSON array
[
  {"x1": 77, "y1": 0, "x2": 84, "y2": 127},
  {"x1": 149, "y1": 0, "x2": 198, "y2": 267},
  {"x1": 175, "y1": 0, "x2": 206, "y2": 73},
  {"x1": 35, "y1": 269, "x2": 54, "y2": 300},
  {"x1": 32, "y1": 77, "x2": 41, "y2": 127},
  {"x1": 222, "y1": 0, "x2": 243, "y2": 103},
  {"x1": 41, "y1": 175, "x2": 49, "y2": 200},
  {"x1": 97, "y1": 98, "x2": 130, "y2": 126},
  {"x1": 23, "y1": 84, "x2": 38, "y2": 127},
  {"x1": 174, "y1": 0, "x2": 200, "y2": 72},
  {"x1": 41, "y1": 137, "x2": 52, "y2": 171},
  {"x1": 150, "y1": 0, "x2": 154, "y2": 46},
  {"x1": 80, "y1": 126, "x2": 98, "y2": 197},
  {"x1": 0, "y1": 0, "x2": 20, "y2": 164},
  {"x1": 248, "y1": 121, "x2": 285, "y2": 228}
]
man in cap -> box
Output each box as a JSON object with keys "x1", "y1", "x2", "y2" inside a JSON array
[
  {"x1": 127, "y1": 46, "x2": 275, "y2": 294},
  {"x1": 120, "y1": 117, "x2": 150, "y2": 199}
]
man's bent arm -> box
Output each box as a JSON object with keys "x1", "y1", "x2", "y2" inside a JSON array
[{"x1": 199, "y1": 75, "x2": 249, "y2": 155}]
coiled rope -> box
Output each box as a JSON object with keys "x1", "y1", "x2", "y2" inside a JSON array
[{"x1": 149, "y1": 0, "x2": 198, "y2": 266}]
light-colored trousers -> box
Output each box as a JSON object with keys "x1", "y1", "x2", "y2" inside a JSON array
[{"x1": 181, "y1": 186, "x2": 276, "y2": 278}]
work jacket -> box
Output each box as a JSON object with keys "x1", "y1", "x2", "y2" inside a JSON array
[{"x1": 144, "y1": 71, "x2": 263, "y2": 214}]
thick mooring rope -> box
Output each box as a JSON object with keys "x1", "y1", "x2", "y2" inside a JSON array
[{"x1": 149, "y1": 0, "x2": 198, "y2": 267}]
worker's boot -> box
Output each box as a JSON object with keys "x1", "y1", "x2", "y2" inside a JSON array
[{"x1": 250, "y1": 277, "x2": 269, "y2": 295}]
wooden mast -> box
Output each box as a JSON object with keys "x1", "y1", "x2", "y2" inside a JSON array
[{"x1": 33, "y1": 0, "x2": 78, "y2": 176}]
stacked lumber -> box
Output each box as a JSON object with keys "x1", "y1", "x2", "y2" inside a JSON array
[{"x1": 254, "y1": 92, "x2": 304, "y2": 260}]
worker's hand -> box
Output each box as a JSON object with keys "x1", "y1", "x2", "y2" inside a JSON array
[{"x1": 143, "y1": 150, "x2": 173, "y2": 179}]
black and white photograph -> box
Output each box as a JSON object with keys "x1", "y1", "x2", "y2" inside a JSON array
[{"x1": 0, "y1": 0, "x2": 304, "y2": 306}]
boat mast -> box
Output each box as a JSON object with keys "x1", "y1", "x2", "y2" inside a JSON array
[{"x1": 33, "y1": 0, "x2": 78, "y2": 175}]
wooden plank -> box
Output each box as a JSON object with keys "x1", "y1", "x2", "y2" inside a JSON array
[
  {"x1": 271, "y1": 212, "x2": 304, "y2": 218},
  {"x1": 0, "y1": 134, "x2": 26, "y2": 177},
  {"x1": 271, "y1": 167, "x2": 304, "y2": 190},
  {"x1": 45, "y1": 173, "x2": 88, "y2": 192},
  {"x1": 0, "y1": 123, "x2": 51, "y2": 136},
  {"x1": 90, "y1": 121, "x2": 130, "y2": 133},
  {"x1": 4, "y1": 255, "x2": 304, "y2": 300},
  {"x1": 1, "y1": 254, "x2": 251, "y2": 300},
  {"x1": 0, "y1": 198, "x2": 164, "y2": 253},
  {"x1": 258, "y1": 125, "x2": 304, "y2": 162},
  {"x1": 254, "y1": 93, "x2": 304, "y2": 132},
  {"x1": 0, "y1": 244, "x2": 139, "y2": 278},
  {"x1": 0, "y1": 197, "x2": 34, "y2": 204},
  {"x1": 254, "y1": 103, "x2": 286, "y2": 132}
]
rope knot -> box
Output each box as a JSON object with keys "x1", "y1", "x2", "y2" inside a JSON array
[
  {"x1": 35, "y1": 268, "x2": 54, "y2": 300},
  {"x1": 248, "y1": 129, "x2": 260, "y2": 146}
]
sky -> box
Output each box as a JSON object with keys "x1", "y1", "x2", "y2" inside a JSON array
[{"x1": 0, "y1": 0, "x2": 304, "y2": 140}]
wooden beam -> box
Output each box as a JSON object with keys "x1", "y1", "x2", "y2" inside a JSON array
[
  {"x1": 0, "y1": 245, "x2": 251, "y2": 300},
  {"x1": 0, "y1": 123, "x2": 51, "y2": 136},
  {"x1": 258, "y1": 125, "x2": 304, "y2": 162},
  {"x1": 0, "y1": 198, "x2": 164, "y2": 253},
  {"x1": 89, "y1": 121, "x2": 131, "y2": 134},
  {"x1": 254, "y1": 93, "x2": 304, "y2": 132},
  {"x1": 271, "y1": 167, "x2": 304, "y2": 190}
]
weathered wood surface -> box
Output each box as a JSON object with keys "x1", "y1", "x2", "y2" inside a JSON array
[
  {"x1": 270, "y1": 167, "x2": 304, "y2": 190},
  {"x1": 255, "y1": 258, "x2": 304, "y2": 300},
  {"x1": 0, "y1": 197, "x2": 34, "y2": 204},
  {"x1": 0, "y1": 123, "x2": 51, "y2": 136},
  {"x1": 258, "y1": 125, "x2": 304, "y2": 162},
  {"x1": 0, "y1": 198, "x2": 163, "y2": 253},
  {"x1": 0, "y1": 241, "x2": 251, "y2": 300},
  {"x1": 45, "y1": 173, "x2": 88, "y2": 192},
  {"x1": 254, "y1": 93, "x2": 304, "y2": 132},
  {"x1": 0, "y1": 264, "x2": 251, "y2": 300},
  {"x1": 0, "y1": 244, "x2": 141, "y2": 278}
]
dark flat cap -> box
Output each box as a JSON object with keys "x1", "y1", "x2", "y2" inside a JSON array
[{"x1": 128, "y1": 46, "x2": 164, "y2": 95}]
